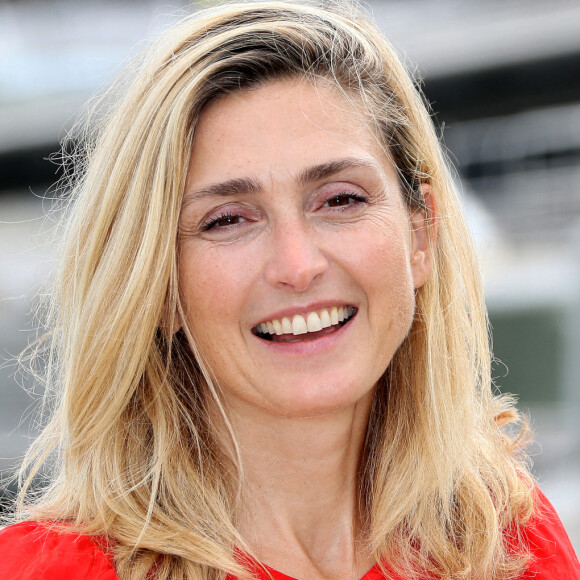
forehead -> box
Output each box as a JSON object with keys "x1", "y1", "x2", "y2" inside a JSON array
[
  {"x1": 198, "y1": 77, "x2": 372, "y2": 134},
  {"x1": 186, "y1": 78, "x2": 390, "y2": 188}
]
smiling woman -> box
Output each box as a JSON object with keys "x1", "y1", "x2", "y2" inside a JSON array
[
  {"x1": 0, "y1": 2, "x2": 579, "y2": 580},
  {"x1": 177, "y1": 79, "x2": 430, "y2": 419}
]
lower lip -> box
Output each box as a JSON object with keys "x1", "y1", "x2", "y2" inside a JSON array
[{"x1": 252, "y1": 315, "x2": 356, "y2": 356}]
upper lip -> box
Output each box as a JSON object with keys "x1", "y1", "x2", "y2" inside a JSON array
[{"x1": 252, "y1": 301, "x2": 357, "y2": 328}]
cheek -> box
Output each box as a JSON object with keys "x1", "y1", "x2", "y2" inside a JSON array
[
  {"x1": 179, "y1": 246, "x2": 243, "y2": 330},
  {"x1": 344, "y1": 217, "x2": 414, "y2": 282},
  {"x1": 353, "y1": 227, "x2": 416, "y2": 332},
  {"x1": 178, "y1": 242, "x2": 265, "y2": 354},
  {"x1": 375, "y1": 249, "x2": 415, "y2": 318}
]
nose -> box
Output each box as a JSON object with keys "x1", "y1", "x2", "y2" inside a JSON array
[{"x1": 264, "y1": 219, "x2": 330, "y2": 292}]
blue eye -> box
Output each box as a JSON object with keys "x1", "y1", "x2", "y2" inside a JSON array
[{"x1": 202, "y1": 213, "x2": 246, "y2": 231}]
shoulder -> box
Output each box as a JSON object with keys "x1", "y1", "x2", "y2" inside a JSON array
[
  {"x1": 517, "y1": 487, "x2": 580, "y2": 579},
  {"x1": 0, "y1": 521, "x2": 119, "y2": 580}
]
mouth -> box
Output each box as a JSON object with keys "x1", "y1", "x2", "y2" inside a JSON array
[{"x1": 252, "y1": 305, "x2": 357, "y2": 343}]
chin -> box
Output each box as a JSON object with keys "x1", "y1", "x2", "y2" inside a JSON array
[{"x1": 254, "y1": 378, "x2": 378, "y2": 420}]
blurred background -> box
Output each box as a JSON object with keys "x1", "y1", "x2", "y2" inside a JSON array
[{"x1": 1, "y1": 0, "x2": 579, "y2": 550}]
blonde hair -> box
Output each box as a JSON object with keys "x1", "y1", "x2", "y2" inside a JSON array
[{"x1": 15, "y1": 1, "x2": 534, "y2": 579}]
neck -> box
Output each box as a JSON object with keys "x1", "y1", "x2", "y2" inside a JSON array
[{"x1": 219, "y1": 392, "x2": 376, "y2": 580}]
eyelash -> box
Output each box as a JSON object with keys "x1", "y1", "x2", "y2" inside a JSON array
[
  {"x1": 201, "y1": 213, "x2": 247, "y2": 231},
  {"x1": 322, "y1": 192, "x2": 368, "y2": 208},
  {"x1": 201, "y1": 191, "x2": 368, "y2": 232}
]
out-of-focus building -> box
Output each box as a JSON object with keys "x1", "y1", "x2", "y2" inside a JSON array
[{"x1": 1, "y1": 0, "x2": 579, "y2": 546}]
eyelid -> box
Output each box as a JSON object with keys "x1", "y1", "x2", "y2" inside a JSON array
[
  {"x1": 317, "y1": 180, "x2": 367, "y2": 197},
  {"x1": 317, "y1": 183, "x2": 370, "y2": 208},
  {"x1": 200, "y1": 202, "x2": 260, "y2": 232}
]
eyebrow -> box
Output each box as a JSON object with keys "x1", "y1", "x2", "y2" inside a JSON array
[
  {"x1": 183, "y1": 157, "x2": 382, "y2": 205},
  {"x1": 184, "y1": 177, "x2": 262, "y2": 204},
  {"x1": 296, "y1": 157, "x2": 382, "y2": 186}
]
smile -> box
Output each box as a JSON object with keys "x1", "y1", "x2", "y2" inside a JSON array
[{"x1": 254, "y1": 306, "x2": 357, "y2": 342}]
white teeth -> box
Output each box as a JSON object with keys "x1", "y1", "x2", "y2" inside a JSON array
[
  {"x1": 306, "y1": 311, "x2": 323, "y2": 332},
  {"x1": 256, "y1": 306, "x2": 355, "y2": 337},
  {"x1": 320, "y1": 309, "x2": 332, "y2": 328},
  {"x1": 330, "y1": 306, "x2": 339, "y2": 325},
  {"x1": 281, "y1": 317, "x2": 292, "y2": 333},
  {"x1": 292, "y1": 314, "x2": 308, "y2": 335},
  {"x1": 272, "y1": 319, "x2": 283, "y2": 335}
]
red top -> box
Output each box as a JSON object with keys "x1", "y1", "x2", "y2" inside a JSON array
[{"x1": 0, "y1": 489, "x2": 578, "y2": 579}]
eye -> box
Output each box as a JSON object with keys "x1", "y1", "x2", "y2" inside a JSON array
[
  {"x1": 202, "y1": 212, "x2": 247, "y2": 231},
  {"x1": 323, "y1": 192, "x2": 367, "y2": 208}
]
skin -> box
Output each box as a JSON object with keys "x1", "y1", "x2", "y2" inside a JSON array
[{"x1": 178, "y1": 78, "x2": 434, "y2": 580}]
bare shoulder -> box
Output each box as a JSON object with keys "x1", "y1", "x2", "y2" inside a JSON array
[{"x1": 0, "y1": 521, "x2": 119, "y2": 579}]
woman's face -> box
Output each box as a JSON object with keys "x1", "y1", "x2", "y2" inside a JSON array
[{"x1": 178, "y1": 79, "x2": 432, "y2": 419}]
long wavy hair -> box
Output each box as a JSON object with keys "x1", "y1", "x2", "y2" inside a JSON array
[{"x1": 14, "y1": 1, "x2": 533, "y2": 579}]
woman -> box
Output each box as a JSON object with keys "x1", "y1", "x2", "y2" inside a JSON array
[{"x1": 1, "y1": 1, "x2": 578, "y2": 579}]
